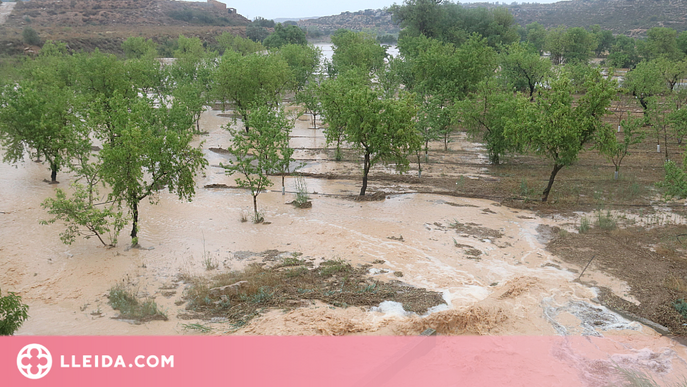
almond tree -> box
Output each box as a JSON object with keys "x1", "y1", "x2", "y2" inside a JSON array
[
  {"x1": 506, "y1": 70, "x2": 616, "y2": 202},
  {"x1": 221, "y1": 105, "x2": 294, "y2": 221}
]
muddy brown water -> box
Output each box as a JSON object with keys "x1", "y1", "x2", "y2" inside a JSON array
[{"x1": 3, "y1": 108, "x2": 687, "y2": 381}]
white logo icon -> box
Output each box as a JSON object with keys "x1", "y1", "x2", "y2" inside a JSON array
[{"x1": 17, "y1": 344, "x2": 52, "y2": 379}]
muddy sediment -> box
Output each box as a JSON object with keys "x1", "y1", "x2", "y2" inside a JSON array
[{"x1": 3, "y1": 107, "x2": 687, "y2": 381}]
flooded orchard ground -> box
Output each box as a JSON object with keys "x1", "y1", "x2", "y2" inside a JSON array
[{"x1": 3, "y1": 108, "x2": 687, "y2": 382}]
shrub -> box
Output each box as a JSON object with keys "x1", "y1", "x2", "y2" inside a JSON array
[
  {"x1": 108, "y1": 284, "x2": 167, "y2": 321},
  {"x1": 22, "y1": 26, "x2": 40, "y2": 46},
  {"x1": 0, "y1": 288, "x2": 29, "y2": 335},
  {"x1": 579, "y1": 216, "x2": 590, "y2": 233}
]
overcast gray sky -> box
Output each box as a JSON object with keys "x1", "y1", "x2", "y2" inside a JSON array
[{"x1": 218, "y1": 0, "x2": 560, "y2": 21}]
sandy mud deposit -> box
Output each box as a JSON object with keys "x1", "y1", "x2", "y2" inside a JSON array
[{"x1": 3, "y1": 108, "x2": 687, "y2": 382}]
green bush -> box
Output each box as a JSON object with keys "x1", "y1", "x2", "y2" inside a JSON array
[
  {"x1": 22, "y1": 26, "x2": 40, "y2": 45},
  {"x1": 0, "y1": 288, "x2": 29, "y2": 335}
]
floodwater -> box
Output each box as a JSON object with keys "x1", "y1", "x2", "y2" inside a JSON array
[{"x1": 3, "y1": 108, "x2": 687, "y2": 382}]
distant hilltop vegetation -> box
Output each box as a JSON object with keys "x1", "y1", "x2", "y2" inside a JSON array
[
  {"x1": 297, "y1": 0, "x2": 687, "y2": 37},
  {"x1": 3, "y1": 0, "x2": 250, "y2": 28}
]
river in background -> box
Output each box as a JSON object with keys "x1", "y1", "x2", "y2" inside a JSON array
[{"x1": 312, "y1": 43, "x2": 399, "y2": 64}]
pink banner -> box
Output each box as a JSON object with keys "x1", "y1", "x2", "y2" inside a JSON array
[{"x1": 1, "y1": 336, "x2": 682, "y2": 386}]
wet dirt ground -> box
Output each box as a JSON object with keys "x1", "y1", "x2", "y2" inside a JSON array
[{"x1": 3, "y1": 107, "x2": 687, "y2": 383}]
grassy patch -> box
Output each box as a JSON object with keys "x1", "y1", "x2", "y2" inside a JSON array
[
  {"x1": 181, "y1": 256, "x2": 444, "y2": 327},
  {"x1": 108, "y1": 283, "x2": 167, "y2": 322}
]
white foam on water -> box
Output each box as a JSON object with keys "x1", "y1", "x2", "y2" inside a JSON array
[{"x1": 370, "y1": 301, "x2": 412, "y2": 318}]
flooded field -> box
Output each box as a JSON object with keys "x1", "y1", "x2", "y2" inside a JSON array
[{"x1": 3, "y1": 107, "x2": 687, "y2": 382}]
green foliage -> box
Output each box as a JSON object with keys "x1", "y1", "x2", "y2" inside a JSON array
[
  {"x1": 41, "y1": 182, "x2": 127, "y2": 247},
  {"x1": 506, "y1": 69, "x2": 616, "y2": 201},
  {"x1": 331, "y1": 29, "x2": 387, "y2": 75},
  {"x1": 252, "y1": 17, "x2": 275, "y2": 28},
  {"x1": 597, "y1": 115, "x2": 646, "y2": 179},
  {"x1": 277, "y1": 44, "x2": 321, "y2": 91},
  {"x1": 263, "y1": 23, "x2": 307, "y2": 49},
  {"x1": 221, "y1": 105, "x2": 294, "y2": 220},
  {"x1": 318, "y1": 70, "x2": 420, "y2": 195},
  {"x1": 595, "y1": 210, "x2": 617, "y2": 230},
  {"x1": 579, "y1": 216, "x2": 590, "y2": 233},
  {"x1": 216, "y1": 32, "x2": 264, "y2": 56},
  {"x1": 97, "y1": 93, "x2": 207, "y2": 243},
  {"x1": 641, "y1": 27, "x2": 684, "y2": 61},
  {"x1": 0, "y1": 288, "x2": 29, "y2": 335},
  {"x1": 545, "y1": 26, "x2": 597, "y2": 65},
  {"x1": 457, "y1": 77, "x2": 524, "y2": 165},
  {"x1": 674, "y1": 299, "x2": 687, "y2": 319},
  {"x1": 167, "y1": 8, "x2": 236, "y2": 26},
  {"x1": 659, "y1": 160, "x2": 687, "y2": 199},
  {"x1": 246, "y1": 25, "x2": 269, "y2": 43},
  {"x1": 121, "y1": 37, "x2": 157, "y2": 59},
  {"x1": 212, "y1": 51, "x2": 292, "y2": 126},
  {"x1": 499, "y1": 41, "x2": 551, "y2": 99},
  {"x1": 174, "y1": 35, "x2": 207, "y2": 60},
  {"x1": 294, "y1": 176, "x2": 310, "y2": 207},
  {"x1": 22, "y1": 26, "x2": 40, "y2": 45},
  {"x1": 607, "y1": 35, "x2": 639, "y2": 68},
  {"x1": 0, "y1": 79, "x2": 87, "y2": 183},
  {"x1": 623, "y1": 60, "x2": 667, "y2": 113},
  {"x1": 525, "y1": 22, "x2": 547, "y2": 54},
  {"x1": 389, "y1": 0, "x2": 518, "y2": 48},
  {"x1": 108, "y1": 283, "x2": 167, "y2": 321}
]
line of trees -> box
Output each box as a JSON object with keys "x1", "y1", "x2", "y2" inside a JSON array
[{"x1": 6, "y1": 3, "x2": 687, "y2": 247}]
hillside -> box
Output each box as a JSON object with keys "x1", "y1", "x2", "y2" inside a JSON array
[
  {"x1": 297, "y1": 0, "x2": 687, "y2": 37},
  {"x1": 0, "y1": 0, "x2": 250, "y2": 55}
]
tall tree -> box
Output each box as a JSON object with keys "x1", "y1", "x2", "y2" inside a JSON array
[
  {"x1": 221, "y1": 105, "x2": 294, "y2": 221},
  {"x1": 331, "y1": 29, "x2": 387, "y2": 75},
  {"x1": 623, "y1": 60, "x2": 667, "y2": 115},
  {"x1": 277, "y1": 43, "x2": 321, "y2": 92},
  {"x1": 457, "y1": 77, "x2": 524, "y2": 165},
  {"x1": 212, "y1": 51, "x2": 292, "y2": 130},
  {"x1": 263, "y1": 23, "x2": 307, "y2": 49},
  {"x1": 597, "y1": 116, "x2": 646, "y2": 179},
  {"x1": 0, "y1": 81, "x2": 87, "y2": 183},
  {"x1": 98, "y1": 95, "x2": 207, "y2": 245},
  {"x1": 319, "y1": 70, "x2": 420, "y2": 195},
  {"x1": 506, "y1": 70, "x2": 616, "y2": 202},
  {"x1": 500, "y1": 42, "x2": 551, "y2": 100}
]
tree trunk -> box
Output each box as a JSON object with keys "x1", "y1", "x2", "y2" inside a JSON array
[
  {"x1": 281, "y1": 175, "x2": 285, "y2": 195},
  {"x1": 360, "y1": 152, "x2": 371, "y2": 196},
  {"x1": 444, "y1": 133, "x2": 449, "y2": 151},
  {"x1": 130, "y1": 201, "x2": 139, "y2": 244},
  {"x1": 664, "y1": 127, "x2": 669, "y2": 161},
  {"x1": 312, "y1": 113, "x2": 317, "y2": 129},
  {"x1": 541, "y1": 163, "x2": 564, "y2": 202},
  {"x1": 252, "y1": 194, "x2": 259, "y2": 221},
  {"x1": 614, "y1": 165, "x2": 619, "y2": 180},
  {"x1": 50, "y1": 163, "x2": 58, "y2": 183},
  {"x1": 424, "y1": 140, "x2": 429, "y2": 163}
]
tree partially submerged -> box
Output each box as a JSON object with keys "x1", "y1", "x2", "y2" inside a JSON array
[
  {"x1": 221, "y1": 105, "x2": 294, "y2": 221},
  {"x1": 319, "y1": 70, "x2": 420, "y2": 196},
  {"x1": 98, "y1": 95, "x2": 207, "y2": 245},
  {"x1": 0, "y1": 81, "x2": 87, "y2": 183}
]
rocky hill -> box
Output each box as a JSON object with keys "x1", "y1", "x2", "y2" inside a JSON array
[
  {"x1": 0, "y1": 0, "x2": 250, "y2": 55},
  {"x1": 297, "y1": 8, "x2": 398, "y2": 36},
  {"x1": 297, "y1": 0, "x2": 687, "y2": 37}
]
